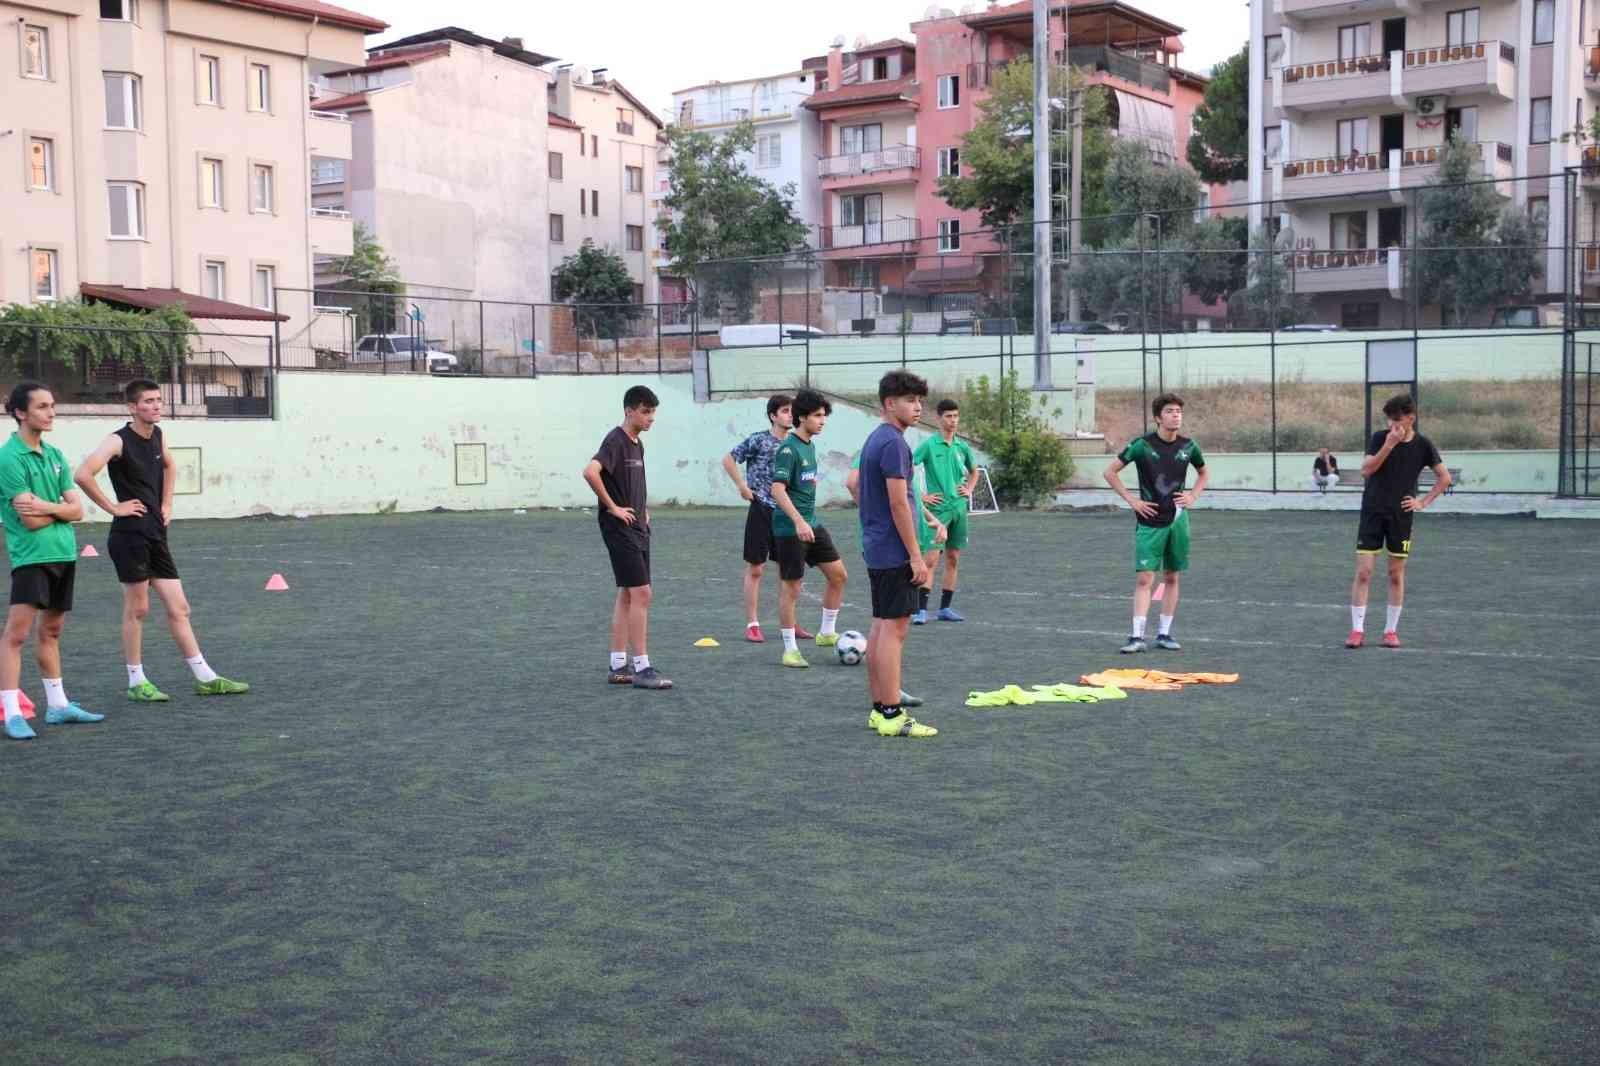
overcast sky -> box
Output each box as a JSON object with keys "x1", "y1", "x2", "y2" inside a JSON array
[{"x1": 358, "y1": 0, "x2": 1251, "y2": 119}]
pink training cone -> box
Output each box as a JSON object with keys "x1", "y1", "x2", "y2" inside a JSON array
[
  {"x1": 264, "y1": 573, "x2": 289, "y2": 591},
  {"x1": 79, "y1": 544, "x2": 98, "y2": 558}
]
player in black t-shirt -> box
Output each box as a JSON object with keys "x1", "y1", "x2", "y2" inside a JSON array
[
  {"x1": 582, "y1": 385, "x2": 671, "y2": 689},
  {"x1": 1346, "y1": 393, "x2": 1451, "y2": 649}
]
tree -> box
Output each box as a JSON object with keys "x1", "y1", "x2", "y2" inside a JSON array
[
  {"x1": 1229, "y1": 227, "x2": 1310, "y2": 328},
  {"x1": 552, "y1": 241, "x2": 639, "y2": 338},
  {"x1": 329, "y1": 221, "x2": 403, "y2": 335},
  {"x1": 1186, "y1": 46, "x2": 1251, "y2": 184},
  {"x1": 0, "y1": 300, "x2": 196, "y2": 377},
  {"x1": 1411, "y1": 135, "x2": 1542, "y2": 326},
  {"x1": 958, "y1": 371, "x2": 1074, "y2": 507},
  {"x1": 1066, "y1": 219, "x2": 1185, "y2": 330},
  {"x1": 1178, "y1": 215, "x2": 1250, "y2": 306},
  {"x1": 1095, "y1": 137, "x2": 1203, "y2": 245},
  {"x1": 660, "y1": 120, "x2": 809, "y2": 321}
]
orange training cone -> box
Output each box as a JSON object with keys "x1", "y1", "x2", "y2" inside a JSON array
[
  {"x1": 79, "y1": 544, "x2": 98, "y2": 558},
  {"x1": 264, "y1": 573, "x2": 289, "y2": 591},
  {"x1": 17, "y1": 691, "x2": 36, "y2": 720}
]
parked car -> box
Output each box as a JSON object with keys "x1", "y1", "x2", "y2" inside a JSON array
[
  {"x1": 1490, "y1": 304, "x2": 1600, "y2": 328},
  {"x1": 1052, "y1": 320, "x2": 1116, "y2": 334},
  {"x1": 718, "y1": 323, "x2": 825, "y2": 346},
  {"x1": 1279, "y1": 323, "x2": 1344, "y2": 332},
  {"x1": 352, "y1": 334, "x2": 458, "y2": 373}
]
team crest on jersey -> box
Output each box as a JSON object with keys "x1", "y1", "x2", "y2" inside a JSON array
[{"x1": 1175, "y1": 448, "x2": 1191, "y2": 462}]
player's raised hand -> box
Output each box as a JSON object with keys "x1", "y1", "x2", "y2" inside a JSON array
[
  {"x1": 923, "y1": 491, "x2": 944, "y2": 507},
  {"x1": 1385, "y1": 423, "x2": 1407, "y2": 449},
  {"x1": 609, "y1": 505, "x2": 637, "y2": 525},
  {"x1": 1131, "y1": 498, "x2": 1159, "y2": 519}
]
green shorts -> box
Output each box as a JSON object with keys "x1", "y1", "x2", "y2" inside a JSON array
[
  {"x1": 1134, "y1": 511, "x2": 1190, "y2": 573},
  {"x1": 920, "y1": 506, "x2": 970, "y2": 553}
]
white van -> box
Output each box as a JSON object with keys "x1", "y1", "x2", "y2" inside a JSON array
[
  {"x1": 717, "y1": 323, "x2": 825, "y2": 347},
  {"x1": 352, "y1": 334, "x2": 459, "y2": 373}
]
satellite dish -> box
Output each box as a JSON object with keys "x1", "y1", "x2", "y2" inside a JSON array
[
  {"x1": 855, "y1": 33, "x2": 870, "y2": 49},
  {"x1": 571, "y1": 65, "x2": 591, "y2": 85},
  {"x1": 924, "y1": 4, "x2": 941, "y2": 18},
  {"x1": 831, "y1": 34, "x2": 846, "y2": 48}
]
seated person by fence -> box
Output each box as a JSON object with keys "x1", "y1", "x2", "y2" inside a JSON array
[{"x1": 1313, "y1": 448, "x2": 1340, "y2": 493}]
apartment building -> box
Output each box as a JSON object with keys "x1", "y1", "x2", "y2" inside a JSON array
[
  {"x1": 1249, "y1": 0, "x2": 1600, "y2": 326},
  {"x1": 546, "y1": 64, "x2": 664, "y2": 304},
  {"x1": 1, "y1": 0, "x2": 381, "y2": 361}
]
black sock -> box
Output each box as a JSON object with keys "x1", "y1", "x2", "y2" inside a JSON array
[
  {"x1": 940, "y1": 589, "x2": 955, "y2": 610},
  {"x1": 918, "y1": 588, "x2": 930, "y2": 611},
  {"x1": 872, "y1": 701, "x2": 884, "y2": 713},
  {"x1": 879, "y1": 704, "x2": 903, "y2": 720}
]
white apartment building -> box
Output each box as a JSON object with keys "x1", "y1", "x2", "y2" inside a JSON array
[
  {"x1": 1250, "y1": 0, "x2": 1600, "y2": 326},
  {"x1": 1, "y1": 0, "x2": 380, "y2": 361},
  {"x1": 545, "y1": 64, "x2": 664, "y2": 304}
]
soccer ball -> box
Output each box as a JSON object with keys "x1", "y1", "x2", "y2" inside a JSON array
[{"x1": 836, "y1": 630, "x2": 867, "y2": 666}]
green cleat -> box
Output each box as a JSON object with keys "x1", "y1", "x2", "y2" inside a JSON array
[
  {"x1": 195, "y1": 677, "x2": 250, "y2": 696},
  {"x1": 781, "y1": 649, "x2": 810, "y2": 668},
  {"x1": 127, "y1": 680, "x2": 170, "y2": 702},
  {"x1": 814, "y1": 632, "x2": 839, "y2": 648},
  {"x1": 869, "y1": 709, "x2": 938, "y2": 738}
]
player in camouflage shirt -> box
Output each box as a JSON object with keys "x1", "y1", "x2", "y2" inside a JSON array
[{"x1": 721, "y1": 393, "x2": 807, "y2": 643}]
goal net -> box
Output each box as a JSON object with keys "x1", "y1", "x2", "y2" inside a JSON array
[{"x1": 968, "y1": 467, "x2": 1001, "y2": 515}]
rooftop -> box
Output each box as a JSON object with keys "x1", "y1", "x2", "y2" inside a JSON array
[
  {"x1": 81, "y1": 284, "x2": 291, "y2": 323},
  {"x1": 803, "y1": 74, "x2": 919, "y2": 112},
  {"x1": 219, "y1": 0, "x2": 386, "y2": 33},
  {"x1": 365, "y1": 26, "x2": 557, "y2": 68}
]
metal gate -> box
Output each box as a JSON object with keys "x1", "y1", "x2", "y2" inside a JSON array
[{"x1": 1560, "y1": 167, "x2": 1599, "y2": 497}]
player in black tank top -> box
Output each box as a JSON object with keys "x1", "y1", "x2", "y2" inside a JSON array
[{"x1": 72, "y1": 379, "x2": 249, "y2": 700}]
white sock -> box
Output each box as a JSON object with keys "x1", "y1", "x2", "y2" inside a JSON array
[
  {"x1": 42, "y1": 677, "x2": 68, "y2": 710},
  {"x1": 1158, "y1": 614, "x2": 1174, "y2": 636},
  {"x1": 1386, "y1": 605, "x2": 1403, "y2": 632},
  {"x1": 610, "y1": 651, "x2": 627, "y2": 670},
  {"x1": 186, "y1": 655, "x2": 219, "y2": 683},
  {"x1": 746, "y1": 619, "x2": 760, "y2": 630},
  {"x1": 632, "y1": 654, "x2": 651, "y2": 673},
  {"x1": 127, "y1": 664, "x2": 147, "y2": 687},
  {"x1": 1131, "y1": 616, "x2": 1147, "y2": 638},
  {"x1": 1, "y1": 689, "x2": 20, "y2": 721},
  {"x1": 1351, "y1": 605, "x2": 1367, "y2": 631},
  {"x1": 820, "y1": 608, "x2": 839, "y2": 636},
  {"x1": 781, "y1": 627, "x2": 798, "y2": 653}
]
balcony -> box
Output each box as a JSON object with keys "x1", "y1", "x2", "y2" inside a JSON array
[
  {"x1": 674, "y1": 102, "x2": 797, "y2": 129},
  {"x1": 966, "y1": 58, "x2": 1016, "y2": 89},
  {"x1": 308, "y1": 109, "x2": 353, "y2": 160},
  {"x1": 1584, "y1": 145, "x2": 1600, "y2": 187},
  {"x1": 1066, "y1": 45, "x2": 1169, "y2": 94},
  {"x1": 818, "y1": 217, "x2": 919, "y2": 250},
  {"x1": 1583, "y1": 243, "x2": 1600, "y2": 279},
  {"x1": 1588, "y1": 45, "x2": 1600, "y2": 92},
  {"x1": 818, "y1": 145, "x2": 920, "y2": 187},
  {"x1": 1285, "y1": 247, "x2": 1405, "y2": 297},
  {"x1": 1277, "y1": 141, "x2": 1513, "y2": 204},
  {"x1": 309, "y1": 206, "x2": 353, "y2": 257},
  {"x1": 1276, "y1": 41, "x2": 1514, "y2": 114},
  {"x1": 1276, "y1": 0, "x2": 1419, "y2": 23}
]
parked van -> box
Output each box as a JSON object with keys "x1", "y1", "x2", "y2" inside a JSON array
[
  {"x1": 718, "y1": 323, "x2": 825, "y2": 347},
  {"x1": 352, "y1": 334, "x2": 459, "y2": 373}
]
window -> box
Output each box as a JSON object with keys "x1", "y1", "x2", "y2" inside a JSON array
[
  {"x1": 251, "y1": 163, "x2": 274, "y2": 212},
  {"x1": 1330, "y1": 211, "x2": 1367, "y2": 250},
  {"x1": 1195, "y1": 188, "x2": 1210, "y2": 225},
  {"x1": 1444, "y1": 105, "x2": 1478, "y2": 143},
  {"x1": 203, "y1": 260, "x2": 226, "y2": 299},
  {"x1": 198, "y1": 54, "x2": 220, "y2": 105},
  {"x1": 937, "y1": 74, "x2": 960, "y2": 109},
  {"x1": 591, "y1": 189, "x2": 599, "y2": 217},
  {"x1": 841, "y1": 123, "x2": 882, "y2": 155},
  {"x1": 841, "y1": 192, "x2": 880, "y2": 227},
  {"x1": 869, "y1": 56, "x2": 889, "y2": 81},
  {"x1": 107, "y1": 181, "x2": 145, "y2": 238},
  {"x1": 1532, "y1": 0, "x2": 1554, "y2": 44},
  {"x1": 1264, "y1": 125, "x2": 1282, "y2": 169},
  {"x1": 938, "y1": 146, "x2": 960, "y2": 177},
  {"x1": 846, "y1": 261, "x2": 880, "y2": 289},
  {"x1": 1531, "y1": 97, "x2": 1552, "y2": 143},
  {"x1": 1263, "y1": 34, "x2": 1283, "y2": 75},
  {"x1": 755, "y1": 134, "x2": 781, "y2": 168},
  {"x1": 22, "y1": 24, "x2": 49, "y2": 79},
  {"x1": 626, "y1": 225, "x2": 644, "y2": 251},
  {"x1": 253, "y1": 265, "x2": 275, "y2": 310},
  {"x1": 249, "y1": 63, "x2": 271, "y2": 111},
  {"x1": 32, "y1": 250, "x2": 57, "y2": 301},
  {"x1": 632, "y1": 283, "x2": 645, "y2": 304},
  {"x1": 549, "y1": 151, "x2": 563, "y2": 180},
  {"x1": 625, "y1": 165, "x2": 643, "y2": 192},
  {"x1": 617, "y1": 107, "x2": 635, "y2": 135},
  {"x1": 579, "y1": 134, "x2": 585, "y2": 156},
  {"x1": 310, "y1": 159, "x2": 344, "y2": 185},
  {"x1": 591, "y1": 134, "x2": 599, "y2": 156},
  {"x1": 938, "y1": 218, "x2": 961, "y2": 252},
  {"x1": 580, "y1": 191, "x2": 586, "y2": 217},
  {"x1": 550, "y1": 213, "x2": 564, "y2": 242},
  {"x1": 1445, "y1": 9, "x2": 1479, "y2": 47},
  {"x1": 104, "y1": 73, "x2": 143, "y2": 130},
  {"x1": 100, "y1": 0, "x2": 135, "y2": 19},
  {"x1": 27, "y1": 138, "x2": 54, "y2": 191},
  {"x1": 200, "y1": 157, "x2": 223, "y2": 207},
  {"x1": 1338, "y1": 24, "x2": 1372, "y2": 59},
  {"x1": 1337, "y1": 117, "x2": 1369, "y2": 155},
  {"x1": 1341, "y1": 302, "x2": 1380, "y2": 329},
  {"x1": 1528, "y1": 196, "x2": 1549, "y2": 243}
]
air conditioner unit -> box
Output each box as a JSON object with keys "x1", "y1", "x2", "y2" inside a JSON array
[{"x1": 1416, "y1": 94, "x2": 1445, "y2": 115}]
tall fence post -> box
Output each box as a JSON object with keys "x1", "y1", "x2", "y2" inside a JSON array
[
  {"x1": 478, "y1": 300, "x2": 485, "y2": 377},
  {"x1": 656, "y1": 302, "x2": 663, "y2": 375},
  {"x1": 530, "y1": 303, "x2": 538, "y2": 378},
  {"x1": 804, "y1": 257, "x2": 812, "y2": 387}
]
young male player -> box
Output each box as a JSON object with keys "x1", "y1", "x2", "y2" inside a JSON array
[
  {"x1": 1103, "y1": 393, "x2": 1209, "y2": 653},
  {"x1": 769, "y1": 390, "x2": 846, "y2": 668},
  {"x1": 0, "y1": 383, "x2": 103, "y2": 740},
  {"x1": 583, "y1": 385, "x2": 671, "y2": 689},
  {"x1": 721, "y1": 394, "x2": 811, "y2": 643},
  {"x1": 73, "y1": 380, "x2": 248, "y2": 700},
  {"x1": 1346, "y1": 393, "x2": 1450, "y2": 649},
  {"x1": 847, "y1": 455, "x2": 937, "y2": 710},
  {"x1": 911, "y1": 398, "x2": 979, "y2": 624},
  {"x1": 858, "y1": 370, "x2": 937, "y2": 738}
]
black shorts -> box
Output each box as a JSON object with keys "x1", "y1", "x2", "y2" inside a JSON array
[
  {"x1": 774, "y1": 526, "x2": 842, "y2": 581},
  {"x1": 868, "y1": 563, "x2": 918, "y2": 619},
  {"x1": 743, "y1": 499, "x2": 778, "y2": 565},
  {"x1": 1357, "y1": 509, "x2": 1415, "y2": 557},
  {"x1": 108, "y1": 532, "x2": 180, "y2": 584},
  {"x1": 602, "y1": 525, "x2": 651, "y2": 588},
  {"x1": 10, "y1": 562, "x2": 75, "y2": 612}
]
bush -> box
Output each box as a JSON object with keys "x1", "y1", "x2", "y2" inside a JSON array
[
  {"x1": 959, "y1": 372, "x2": 1074, "y2": 506},
  {"x1": 1494, "y1": 419, "x2": 1541, "y2": 449}
]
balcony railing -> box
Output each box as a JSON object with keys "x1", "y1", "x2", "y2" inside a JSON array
[
  {"x1": 1281, "y1": 52, "x2": 1390, "y2": 83},
  {"x1": 1065, "y1": 45, "x2": 1169, "y2": 93},
  {"x1": 674, "y1": 103, "x2": 797, "y2": 128},
  {"x1": 616, "y1": 121, "x2": 634, "y2": 135},
  {"x1": 966, "y1": 58, "x2": 1015, "y2": 88},
  {"x1": 1281, "y1": 41, "x2": 1512, "y2": 84},
  {"x1": 309, "y1": 108, "x2": 351, "y2": 123},
  {"x1": 1284, "y1": 247, "x2": 1396, "y2": 270},
  {"x1": 1280, "y1": 140, "x2": 1510, "y2": 179},
  {"x1": 818, "y1": 217, "x2": 920, "y2": 249},
  {"x1": 818, "y1": 144, "x2": 920, "y2": 180},
  {"x1": 310, "y1": 206, "x2": 352, "y2": 219},
  {"x1": 1403, "y1": 40, "x2": 1514, "y2": 67}
]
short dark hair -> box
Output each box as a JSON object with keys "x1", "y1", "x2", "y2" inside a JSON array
[
  {"x1": 766, "y1": 393, "x2": 793, "y2": 420},
  {"x1": 124, "y1": 378, "x2": 161, "y2": 403},
  {"x1": 791, "y1": 388, "x2": 832, "y2": 419},
  {"x1": 6, "y1": 382, "x2": 48, "y2": 425},
  {"x1": 936, "y1": 398, "x2": 960, "y2": 415},
  {"x1": 623, "y1": 385, "x2": 659, "y2": 410},
  {"x1": 1151, "y1": 392, "x2": 1185, "y2": 418},
  {"x1": 1382, "y1": 393, "x2": 1416, "y2": 419},
  {"x1": 878, "y1": 370, "x2": 929, "y2": 403}
]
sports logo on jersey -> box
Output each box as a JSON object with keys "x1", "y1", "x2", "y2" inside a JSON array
[
  {"x1": 1175, "y1": 448, "x2": 1191, "y2": 463},
  {"x1": 799, "y1": 469, "x2": 817, "y2": 484}
]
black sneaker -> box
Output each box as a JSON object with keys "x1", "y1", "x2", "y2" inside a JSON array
[
  {"x1": 1153, "y1": 633, "x2": 1181, "y2": 651},
  {"x1": 631, "y1": 667, "x2": 674, "y2": 690},
  {"x1": 1119, "y1": 636, "x2": 1148, "y2": 654},
  {"x1": 607, "y1": 664, "x2": 634, "y2": 685}
]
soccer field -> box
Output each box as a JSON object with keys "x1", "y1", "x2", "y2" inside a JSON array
[{"x1": 2, "y1": 507, "x2": 1597, "y2": 1064}]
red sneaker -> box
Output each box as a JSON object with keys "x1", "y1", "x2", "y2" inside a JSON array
[
  {"x1": 1344, "y1": 630, "x2": 1365, "y2": 649},
  {"x1": 794, "y1": 624, "x2": 814, "y2": 640},
  {"x1": 745, "y1": 624, "x2": 765, "y2": 643},
  {"x1": 1381, "y1": 631, "x2": 1401, "y2": 648}
]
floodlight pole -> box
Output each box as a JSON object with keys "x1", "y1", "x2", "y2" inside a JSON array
[{"x1": 1032, "y1": 0, "x2": 1053, "y2": 389}]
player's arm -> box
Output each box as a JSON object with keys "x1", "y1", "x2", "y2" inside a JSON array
[
  {"x1": 885, "y1": 476, "x2": 928, "y2": 577},
  {"x1": 160, "y1": 444, "x2": 175, "y2": 525},
  {"x1": 922, "y1": 502, "x2": 948, "y2": 544},
  {"x1": 1177, "y1": 463, "x2": 1210, "y2": 507},
  {"x1": 720, "y1": 452, "x2": 752, "y2": 500},
  {"x1": 845, "y1": 468, "x2": 860, "y2": 504},
  {"x1": 1103, "y1": 455, "x2": 1158, "y2": 519},
  {"x1": 912, "y1": 440, "x2": 942, "y2": 507},
  {"x1": 73, "y1": 435, "x2": 142, "y2": 519},
  {"x1": 1403, "y1": 462, "x2": 1452, "y2": 512},
  {"x1": 769, "y1": 479, "x2": 812, "y2": 542},
  {"x1": 1361, "y1": 426, "x2": 1405, "y2": 477},
  {"x1": 581, "y1": 458, "x2": 634, "y2": 524}
]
